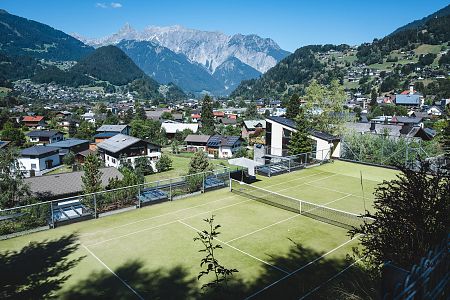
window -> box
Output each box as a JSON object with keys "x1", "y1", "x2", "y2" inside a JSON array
[
  {"x1": 31, "y1": 163, "x2": 36, "y2": 169},
  {"x1": 112, "y1": 158, "x2": 116, "y2": 163}
]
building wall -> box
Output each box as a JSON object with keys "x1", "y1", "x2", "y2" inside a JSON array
[
  {"x1": 103, "y1": 146, "x2": 161, "y2": 171},
  {"x1": 19, "y1": 153, "x2": 61, "y2": 172},
  {"x1": 267, "y1": 120, "x2": 288, "y2": 156}
]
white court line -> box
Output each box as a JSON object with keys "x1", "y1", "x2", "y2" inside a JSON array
[
  {"x1": 226, "y1": 194, "x2": 353, "y2": 244},
  {"x1": 305, "y1": 182, "x2": 365, "y2": 199},
  {"x1": 82, "y1": 192, "x2": 241, "y2": 237},
  {"x1": 264, "y1": 171, "x2": 327, "y2": 188},
  {"x1": 267, "y1": 173, "x2": 339, "y2": 194},
  {"x1": 245, "y1": 235, "x2": 361, "y2": 299},
  {"x1": 82, "y1": 244, "x2": 144, "y2": 300},
  {"x1": 177, "y1": 220, "x2": 290, "y2": 275},
  {"x1": 85, "y1": 199, "x2": 252, "y2": 247},
  {"x1": 298, "y1": 257, "x2": 362, "y2": 300}
]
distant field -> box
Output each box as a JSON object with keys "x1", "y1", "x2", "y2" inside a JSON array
[
  {"x1": 414, "y1": 44, "x2": 444, "y2": 55},
  {"x1": 0, "y1": 160, "x2": 396, "y2": 298}
]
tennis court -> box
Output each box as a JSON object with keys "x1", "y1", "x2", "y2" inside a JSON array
[{"x1": 0, "y1": 161, "x2": 398, "y2": 299}]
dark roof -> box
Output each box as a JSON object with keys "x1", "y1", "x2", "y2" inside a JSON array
[
  {"x1": 94, "y1": 132, "x2": 119, "y2": 138},
  {"x1": 309, "y1": 130, "x2": 340, "y2": 142},
  {"x1": 0, "y1": 141, "x2": 10, "y2": 149},
  {"x1": 24, "y1": 167, "x2": 123, "y2": 198},
  {"x1": 184, "y1": 134, "x2": 211, "y2": 143},
  {"x1": 47, "y1": 139, "x2": 89, "y2": 149},
  {"x1": 393, "y1": 116, "x2": 423, "y2": 124},
  {"x1": 266, "y1": 116, "x2": 296, "y2": 129},
  {"x1": 20, "y1": 145, "x2": 60, "y2": 156},
  {"x1": 207, "y1": 135, "x2": 241, "y2": 147},
  {"x1": 26, "y1": 130, "x2": 63, "y2": 138},
  {"x1": 96, "y1": 125, "x2": 128, "y2": 133},
  {"x1": 221, "y1": 118, "x2": 237, "y2": 125},
  {"x1": 77, "y1": 149, "x2": 97, "y2": 157}
]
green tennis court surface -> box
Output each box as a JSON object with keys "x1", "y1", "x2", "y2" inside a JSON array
[{"x1": 0, "y1": 161, "x2": 398, "y2": 299}]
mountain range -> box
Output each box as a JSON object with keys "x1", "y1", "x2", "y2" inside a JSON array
[{"x1": 73, "y1": 24, "x2": 290, "y2": 94}]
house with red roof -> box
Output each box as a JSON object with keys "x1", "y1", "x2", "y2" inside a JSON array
[{"x1": 22, "y1": 116, "x2": 46, "y2": 128}]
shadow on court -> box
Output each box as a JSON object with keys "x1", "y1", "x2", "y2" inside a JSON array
[
  {"x1": 0, "y1": 234, "x2": 84, "y2": 299},
  {"x1": 0, "y1": 235, "x2": 376, "y2": 299}
]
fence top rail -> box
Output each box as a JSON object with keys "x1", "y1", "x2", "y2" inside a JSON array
[
  {"x1": 1, "y1": 167, "x2": 231, "y2": 213},
  {"x1": 231, "y1": 179, "x2": 373, "y2": 220}
]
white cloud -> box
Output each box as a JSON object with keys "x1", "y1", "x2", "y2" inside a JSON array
[
  {"x1": 95, "y1": 2, "x2": 108, "y2": 8},
  {"x1": 110, "y1": 2, "x2": 122, "y2": 8}
]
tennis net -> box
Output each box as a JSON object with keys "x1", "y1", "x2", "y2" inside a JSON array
[{"x1": 230, "y1": 179, "x2": 373, "y2": 230}]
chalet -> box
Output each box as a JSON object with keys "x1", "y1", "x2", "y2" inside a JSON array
[
  {"x1": 191, "y1": 114, "x2": 201, "y2": 122},
  {"x1": 81, "y1": 112, "x2": 96, "y2": 124},
  {"x1": 242, "y1": 120, "x2": 266, "y2": 138},
  {"x1": 160, "y1": 121, "x2": 199, "y2": 139},
  {"x1": 25, "y1": 167, "x2": 123, "y2": 200},
  {"x1": 206, "y1": 135, "x2": 242, "y2": 158},
  {"x1": 75, "y1": 149, "x2": 97, "y2": 164},
  {"x1": 184, "y1": 134, "x2": 211, "y2": 152},
  {"x1": 19, "y1": 145, "x2": 61, "y2": 176},
  {"x1": 265, "y1": 116, "x2": 341, "y2": 160},
  {"x1": 94, "y1": 125, "x2": 131, "y2": 143},
  {"x1": 26, "y1": 130, "x2": 64, "y2": 145},
  {"x1": 48, "y1": 139, "x2": 90, "y2": 157},
  {"x1": 213, "y1": 111, "x2": 225, "y2": 119},
  {"x1": 97, "y1": 134, "x2": 161, "y2": 170},
  {"x1": 22, "y1": 116, "x2": 45, "y2": 128},
  {"x1": 395, "y1": 94, "x2": 422, "y2": 107},
  {"x1": 219, "y1": 117, "x2": 238, "y2": 126}
]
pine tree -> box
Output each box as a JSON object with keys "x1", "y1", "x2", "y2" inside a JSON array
[
  {"x1": 442, "y1": 116, "x2": 450, "y2": 159},
  {"x1": 81, "y1": 154, "x2": 103, "y2": 195},
  {"x1": 370, "y1": 88, "x2": 378, "y2": 107},
  {"x1": 244, "y1": 101, "x2": 259, "y2": 120},
  {"x1": 134, "y1": 101, "x2": 147, "y2": 120},
  {"x1": 0, "y1": 147, "x2": 30, "y2": 208},
  {"x1": 201, "y1": 95, "x2": 215, "y2": 135},
  {"x1": 288, "y1": 108, "x2": 312, "y2": 155},
  {"x1": 188, "y1": 150, "x2": 212, "y2": 174},
  {"x1": 286, "y1": 94, "x2": 300, "y2": 119}
]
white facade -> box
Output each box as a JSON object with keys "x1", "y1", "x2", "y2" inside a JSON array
[
  {"x1": 18, "y1": 153, "x2": 61, "y2": 173},
  {"x1": 28, "y1": 133, "x2": 64, "y2": 145},
  {"x1": 103, "y1": 149, "x2": 161, "y2": 171}
]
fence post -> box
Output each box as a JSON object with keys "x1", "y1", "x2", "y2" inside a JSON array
[
  {"x1": 288, "y1": 157, "x2": 291, "y2": 172},
  {"x1": 93, "y1": 194, "x2": 97, "y2": 219},
  {"x1": 229, "y1": 169, "x2": 232, "y2": 191},
  {"x1": 202, "y1": 171, "x2": 205, "y2": 193},
  {"x1": 50, "y1": 201, "x2": 54, "y2": 229},
  {"x1": 169, "y1": 178, "x2": 172, "y2": 200},
  {"x1": 138, "y1": 184, "x2": 141, "y2": 208}
]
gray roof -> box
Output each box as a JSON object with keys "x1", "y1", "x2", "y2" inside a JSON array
[
  {"x1": 47, "y1": 139, "x2": 89, "y2": 149},
  {"x1": 309, "y1": 130, "x2": 340, "y2": 142},
  {"x1": 184, "y1": 134, "x2": 211, "y2": 143},
  {"x1": 26, "y1": 130, "x2": 63, "y2": 138},
  {"x1": 393, "y1": 116, "x2": 422, "y2": 124},
  {"x1": 25, "y1": 167, "x2": 123, "y2": 198},
  {"x1": 243, "y1": 120, "x2": 266, "y2": 130},
  {"x1": 20, "y1": 145, "x2": 60, "y2": 156},
  {"x1": 344, "y1": 122, "x2": 402, "y2": 137},
  {"x1": 97, "y1": 134, "x2": 142, "y2": 153},
  {"x1": 96, "y1": 125, "x2": 128, "y2": 133},
  {"x1": 395, "y1": 94, "x2": 420, "y2": 105},
  {"x1": 266, "y1": 116, "x2": 296, "y2": 129}
]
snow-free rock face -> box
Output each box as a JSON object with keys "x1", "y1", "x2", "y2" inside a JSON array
[
  {"x1": 73, "y1": 24, "x2": 289, "y2": 95},
  {"x1": 75, "y1": 24, "x2": 289, "y2": 74}
]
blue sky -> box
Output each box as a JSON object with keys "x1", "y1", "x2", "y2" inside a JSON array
[{"x1": 1, "y1": 0, "x2": 449, "y2": 51}]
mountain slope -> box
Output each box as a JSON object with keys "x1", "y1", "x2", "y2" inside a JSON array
[
  {"x1": 116, "y1": 40, "x2": 223, "y2": 93},
  {"x1": 213, "y1": 57, "x2": 261, "y2": 92},
  {"x1": 391, "y1": 4, "x2": 450, "y2": 35},
  {"x1": 78, "y1": 25, "x2": 289, "y2": 74},
  {"x1": 72, "y1": 45, "x2": 146, "y2": 85},
  {"x1": 0, "y1": 9, "x2": 93, "y2": 61}
]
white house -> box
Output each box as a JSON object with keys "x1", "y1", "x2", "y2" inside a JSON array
[
  {"x1": 265, "y1": 116, "x2": 341, "y2": 160},
  {"x1": 97, "y1": 134, "x2": 161, "y2": 170},
  {"x1": 19, "y1": 145, "x2": 61, "y2": 176},
  {"x1": 160, "y1": 121, "x2": 199, "y2": 139},
  {"x1": 206, "y1": 135, "x2": 242, "y2": 159},
  {"x1": 81, "y1": 112, "x2": 96, "y2": 124},
  {"x1": 26, "y1": 130, "x2": 64, "y2": 145}
]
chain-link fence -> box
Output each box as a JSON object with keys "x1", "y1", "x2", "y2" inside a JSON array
[
  {"x1": 0, "y1": 168, "x2": 231, "y2": 239},
  {"x1": 255, "y1": 149, "x2": 331, "y2": 177}
]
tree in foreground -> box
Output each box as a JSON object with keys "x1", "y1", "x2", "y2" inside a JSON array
[
  {"x1": 288, "y1": 108, "x2": 312, "y2": 155},
  {"x1": 81, "y1": 154, "x2": 103, "y2": 195},
  {"x1": 194, "y1": 215, "x2": 238, "y2": 291},
  {"x1": 350, "y1": 160, "x2": 449, "y2": 271},
  {"x1": 201, "y1": 95, "x2": 215, "y2": 135},
  {"x1": 188, "y1": 150, "x2": 212, "y2": 175},
  {"x1": 0, "y1": 147, "x2": 30, "y2": 208},
  {"x1": 286, "y1": 94, "x2": 300, "y2": 119},
  {"x1": 244, "y1": 101, "x2": 259, "y2": 120}
]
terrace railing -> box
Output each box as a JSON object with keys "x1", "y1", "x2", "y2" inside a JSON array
[{"x1": 0, "y1": 168, "x2": 231, "y2": 240}]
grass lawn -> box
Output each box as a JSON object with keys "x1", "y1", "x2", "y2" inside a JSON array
[
  {"x1": 145, "y1": 152, "x2": 230, "y2": 182},
  {"x1": 414, "y1": 44, "x2": 444, "y2": 55},
  {"x1": 0, "y1": 161, "x2": 395, "y2": 298},
  {"x1": 45, "y1": 165, "x2": 74, "y2": 175}
]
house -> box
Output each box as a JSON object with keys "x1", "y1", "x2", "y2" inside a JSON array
[
  {"x1": 146, "y1": 109, "x2": 170, "y2": 121},
  {"x1": 206, "y1": 135, "x2": 242, "y2": 158},
  {"x1": 55, "y1": 111, "x2": 72, "y2": 119},
  {"x1": 22, "y1": 116, "x2": 46, "y2": 128},
  {"x1": 97, "y1": 134, "x2": 161, "y2": 170},
  {"x1": 191, "y1": 114, "x2": 201, "y2": 122},
  {"x1": 390, "y1": 116, "x2": 423, "y2": 126},
  {"x1": 213, "y1": 111, "x2": 225, "y2": 119},
  {"x1": 26, "y1": 130, "x2": 64, "y2": 145},
  {"x1": 94, "y1": 124, "x2": 131, "y2": 143},
  {"x1": 81, "y1": 112, "x2": 96, "y2": 124},
  {"x1": 160, "y1": 121, "x2": 199, "y2": 139},
  {"x1": 25, "y1": 167, "x2": 123, "y2": 200},
  {"x1": 19, "y1": 145, "x2": 61, "y2": 176},
  {"x1": 242, "y1": 120, "x2": 266, "y2": 139},
  {"x1": 75, "y1": 149, "x2": 97, "y2": 164},
  {"x1": 219, "y1": 118, "x2": 238, "y2": 126},
  {"x1": 184, "y1": 135, "x2": 211, "y2": 152},
  {"x1": 427, "y1": 106, "x2": 443, "y2": 116},
  {"x1": 48, "y1": 139, "x2": 90, "y2": 158},
  {"x1": 265, "y1": 116, "x2": 341, "y2": 160}
]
